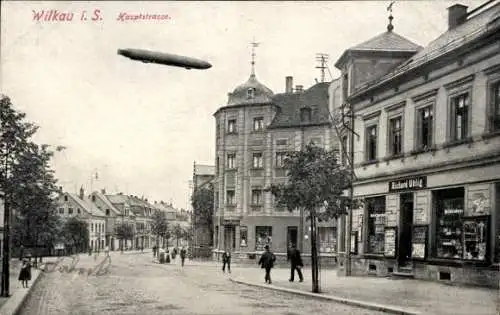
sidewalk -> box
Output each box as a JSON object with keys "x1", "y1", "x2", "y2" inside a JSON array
[
  {"x1": 0, "y1": 259, "x2": 46, "y2": 315},
  {"x1": 230, "y1": 267, "x2": 498, "y2": 315}
]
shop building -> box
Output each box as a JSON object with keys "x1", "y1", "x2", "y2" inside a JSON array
[
  {"x1": 213, "y1": 57, "x2": 338, "y2": 263},
  {"x1": 336, "y1": 2, "x2": 500, "y2": 288}
]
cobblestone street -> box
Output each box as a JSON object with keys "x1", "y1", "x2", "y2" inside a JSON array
[{"x1": 18, "y1": 253, "x2": 384, "y2": 315}]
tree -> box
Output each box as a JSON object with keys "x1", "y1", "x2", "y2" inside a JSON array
[
  {"x1": 62, "y1": 217, "x2": 89, "y2": 253},
  {"x1": 191, "y1": 184, "x2": 214, "y2": 256},
  {"x1": 172, "y1": 223, "x2": 185, "y2": 247},
  {"x1": 151, "y1": 210, "x2": 169, "y2": 249},
  {"x1": 114, "y1": 223, "x2": 134, "y2": 252},
  {"x1": 1, "y1": 96, "x2": 63, "y2": 296},
  {"x1": 269, "y1": 144, "x2": 354, "y2": 293}
]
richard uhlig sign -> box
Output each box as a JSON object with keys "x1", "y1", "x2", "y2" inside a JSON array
[{"x1": 388, "y1": 176, "x2": 427, "y2": 193}]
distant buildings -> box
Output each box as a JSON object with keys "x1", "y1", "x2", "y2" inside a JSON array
[{"x1": 336, "y1": 2, "x2": 500, "y2": 288}]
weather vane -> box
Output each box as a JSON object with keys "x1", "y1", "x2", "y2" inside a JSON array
[
  {"x1": 250, "y1": 37, "x2": 259, "y2": 76},
  {"x1": 387, "y1": 1, "x2": 395, "y2": 32}
]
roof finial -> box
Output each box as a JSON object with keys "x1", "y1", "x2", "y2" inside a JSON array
[
  {"x1": 387, "y1": 1, "x2": 395, "y2": 32},
  {"x1": 250, "y1": 37, "x2": 259, "y2": 77}
]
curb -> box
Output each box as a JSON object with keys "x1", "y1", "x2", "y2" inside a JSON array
[
  {"x1": 13, "y1": 270, "x2": 44, "y2": 315},
  {"x1": 229, "y1": 278, "x2": 421, "y2": 315},
  {"x1": 0, "y1": 268, "x2": 44, "y2": 315}
]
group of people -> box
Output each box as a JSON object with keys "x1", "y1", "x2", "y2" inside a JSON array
[
  {"x1": 152, "y1": 245, "x2": 187, "y2": 266},
  {"x1": 221, "y1": 242, "x2": 304, "y2": 285}
]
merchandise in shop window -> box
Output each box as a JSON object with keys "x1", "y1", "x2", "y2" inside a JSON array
[
  {"x1": 436, "y1": 197, "x2": 464, "y2": 259},
  {"x1": 463, "y1": 216, "x2": 489, "y2": 261}
]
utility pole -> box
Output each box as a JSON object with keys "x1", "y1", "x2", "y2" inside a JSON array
[{"x1": 315, "y1": 53, "x2": 329, "y2": 83}]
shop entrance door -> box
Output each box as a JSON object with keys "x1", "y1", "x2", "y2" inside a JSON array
[
  {"x1": 398, "y1": 193, "x2": 414, "y2": 267},
  {"x1": 287, "y1": 227, "x2": 298, "y2": 248}
]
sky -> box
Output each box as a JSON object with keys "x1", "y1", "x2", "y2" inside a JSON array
[{"x1": 1, "y1": 0, "x2": 483, "y2": 209}]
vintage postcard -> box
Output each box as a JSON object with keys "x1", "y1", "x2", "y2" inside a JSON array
[{"x1": 1, "y1": 1, "x2": 499, "y2": 314}]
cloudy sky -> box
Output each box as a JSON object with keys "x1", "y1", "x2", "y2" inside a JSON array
[{"x1": 1, "y1": 0, "x2": 482, "y2": 208}]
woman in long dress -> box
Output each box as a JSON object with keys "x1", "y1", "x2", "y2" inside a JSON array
[{"x1": 18, "y1": 258, "x2": 32, "y2": 288}]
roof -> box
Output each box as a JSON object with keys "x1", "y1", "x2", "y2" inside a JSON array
[
  {"x1": 106, "y1": 194, "x2": 129, "y2": 204},
  {"x1": 194, "y1": 164, "x2": 215, "y2": 176},
  {"x1": 226, "y1": 74, "x2": 274, "y2": 106},
  {"x1": 92, "y1": 191, "x2": 120, "y2": 215},
  {"x1": 351, "y1": 2, "x2": 500, "y2": 97},
  {"x1": 335, "y1": 30, "x2": 421, "y2": 68},
  {"x1": 67, "y1": 193, "x2": 106, "y2": 217},
  {"x1": 268, "y1": 82, "x2": 331, "y2": 129}
]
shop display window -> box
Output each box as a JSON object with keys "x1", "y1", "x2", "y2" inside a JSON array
[
  {"x1": 255, "y1": 226, "x2": 272, "y2": 251},
  {"x1": 366, "y1": 196, "x2": 386, "y2": 254},
  {"x1": 436, "y1": 195, "x2": 464, "y2": 259},
  {"x1": 463, "y1": 216, "x2": 489, "y2": 261},
  {"x1": 319, "y1": 227, "x2": 336, "y2": 253}
]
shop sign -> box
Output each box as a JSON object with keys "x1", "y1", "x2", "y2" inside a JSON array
[{"x1": 388, "y1": 176, "x2": 427, "y2": 193}]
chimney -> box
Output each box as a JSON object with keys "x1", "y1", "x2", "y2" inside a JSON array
[
  {"x1": 285, "y1": 76, "x2": 293, "y2": 93},
  {"x1": 295, "y1": 85, "x2": 304, "y2": 93},
  {"x1": 448, "y1": 4, "x2": 468, "y2": 29},
  {"x1": 79, "y1": 187, "x2": 84, "y2": 199},
  {"x1": 101, "y1": 188, "x2": 106, "y2": 194}
]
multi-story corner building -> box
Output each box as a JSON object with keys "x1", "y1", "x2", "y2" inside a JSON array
[
  {"x1": 190, "y1": 162, "x2": 215, "y2": 258},
  {"x1": 57, "y1": 188, "x2": 106, "y2": 250},
  {"x1": 89, "y1": 189, "x2": 121, "y2": 250},
  {"x1": 213, "y1": 63, "x2": 338, "y2": 263},
  {"x1": 337, "y1": 2, "x2": 500, "y2": 288}
]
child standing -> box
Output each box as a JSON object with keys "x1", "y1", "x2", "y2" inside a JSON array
[{"x1": 18, "y1": 258, "x2": 31, "y2": 288}]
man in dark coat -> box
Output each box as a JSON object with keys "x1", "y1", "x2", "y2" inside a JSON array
[
  {"x1": 258, "y1": 245, "x2": 276, "y2": 284},
  {"x1": 222, "y1": 250, "x2": 231, "y2": 273},
  {"x1": 288, "y1": 244, "x2": 304, "y2": 282},
  {"x1": 180, "y1": 247, "x2": 187, "y2": 267}
]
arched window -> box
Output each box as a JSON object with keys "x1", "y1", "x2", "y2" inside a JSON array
[
  {"x1": 247, "y1": 88, "x2": 256, "y2": 99},
  {"x1": 300, "y1": 107, "x2": 312, "y2": 122}
]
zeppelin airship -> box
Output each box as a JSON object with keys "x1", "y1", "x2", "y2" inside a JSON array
[{"x1": 117, "y1": 48, "x2": 212, "y2": 70}]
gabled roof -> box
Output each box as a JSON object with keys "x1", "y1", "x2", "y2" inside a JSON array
[
  {"x1": 67, "y1": 193, "x2": 106, "y2": 217},
  {"x1": 351, "y1": 2, "x2": 500, "y2": 97},
  {"x1": 91, "y1": 191, "x2": 120, "y2": 215},
  {"x1": 335, "y1": 30, "x2": 421, "y2": 69},
  {"x1": 106, "y1": 194, "x2": 129, "y2": 204},
  {"x1": 268, "y1": 82, "x2": 331, "y2": 129}
]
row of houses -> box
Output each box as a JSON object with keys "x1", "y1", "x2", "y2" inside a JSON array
[
  {"x1": 210, "y1": 1, "x2": 500, "y2": 288},
  {"x1": 57, "y1": 187, "x2": 191, "y2": 251}
]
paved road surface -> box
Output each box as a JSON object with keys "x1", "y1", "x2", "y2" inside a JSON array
[{"x1": 19, "y1": 253, "x2": 384, "y2": 315}]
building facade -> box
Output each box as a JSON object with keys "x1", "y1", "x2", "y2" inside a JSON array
[
  {"x1": 89, "y1": 190, "x2": 121, "y2": 250},
  {"x1": 213, "y1": 66, "x2": 338, "y2": 263},
  {"x1": 337, "y1": 3, "x2": 500, "y2": 288}
]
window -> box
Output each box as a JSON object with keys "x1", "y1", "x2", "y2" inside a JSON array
[
  {"x1": 450, "y1": 92, "x2": 470, "y2": 141},
  {"x1": 255, "y1": 226, "x2": 272, "y2": 251},
  {"x1": 365, "y1": 125, "x2": 378, "y2": 161},
  {"x1": 275, "y1": 152, "x2": 287, "y2": 168},
  {"x1": 91, "y1": 223, "x2": 94, "y2": 232},
  {"x1": 77, "y1": 208, "x2": 81, "y2": 214},
  {"x1": 227, "y1": 153, "x2": 236, "y2": 169},
  {"x1": 342, "y1": 73, "x2": 349, "y2": 100},
  {"x1": 276, "y1": 139, "x2": 288, "y2": 146},
  {"x1": 64, "y1": 195, "x2": 68, "y2": 201},
  {"x1": 341, "y1": 135, "x2": 348, "y2": 166},
  {"x1": 366, "y1": 196, "x2": 386, "y2": 254},
  {"x1": 216, "y1": 157, "x2": 219, "y2": 175},
  {"x1": 300, "y1": 107, "x2": 312, "y2": 122},
  {"x1": 68, "y1": 207, "x2": 74, "y2": 214},
  {"x1": 310, "y1": 137, "x2": 322, "y2": 147},
  {"x1": 227, "y1": 119, "x2": 237, "y2": 133},
  {"x1": 59, "y1": 208, "x2": 64, "y2": 214},
  {"x1": 251, "y1": 189, "x2": 262, "y2": 205},
  {"x1": 389, "y1": 116, "x2": 402, "y2": 156},
  {"x1": 247, "y1": 88, "x2": 255, "y2": 99},
  {"x1": 416, "y1": 106, "x2": 433, "y2": 150},
  {"x1": 215, "y1": 192, "x2": 219, "y2": 209},
  {"x1": 252, "y1": 152, "x2": 263, "y2": 168},
  {"x1": 253, "y1": 117, "x2": 264, "y2": 131},
  {"x1": 226, "y1": 190, "x2": 235, "y2": 205},
  {"x1": 240, "y1": 226, "x2": 248, "y2": 247},
  {"x1": 491, "y1": 81, "x2": 500, "y2": 132},
  {"x1": 319, "y1": 227, "x2": 337, "y2": 253}
]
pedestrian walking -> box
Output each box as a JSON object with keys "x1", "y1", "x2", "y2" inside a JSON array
[
  {"x1": 18, "y1": 258, "x2": 32, "y2": 288},
  {"x1": 258, "y1": 245, "x2": 276, "y2": 284},
  {"x1": 104, "y1": 246, "x2": 110, "y2": 257},
  {"x1": 287, "y1": 243, "x2": 304, "y2": 282},
  {"x1": 152, "y1": 245, "x2": 157, "y2": 260},
  {"x1": 222, "y1": 250, "x2": 231, "y2": 273},
  {"x1": 180, "y1": 246, "x2": 187, "y2": 267}
]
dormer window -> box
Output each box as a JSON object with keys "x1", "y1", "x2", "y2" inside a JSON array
[
  {"x1": 247, "y1": 88, "x2": 256, "y2": 99},
  {"x1": 300, "y1": 107, "x2": 312, "y2": 122}
]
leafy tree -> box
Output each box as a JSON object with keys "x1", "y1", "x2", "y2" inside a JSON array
[
  {"x1": 269, "y1": 144, "x2": 354, "y2": 293},
  {"x1": 62, "y1": 217, "x2": 89, "y2": 253},
  {"x1": 0, "y1": 96, "x2": 63, "y2": 296},
  {"x1": 151, "y1": 210, "x2": 169, "y2": 249},
  {"x1": 114, "y1": 223, "x2": 134, "y2": 252},
  {"x1": 191, "y1": 184, "x2": 214, "y2": 255},
  {"x1": 172, "y1": 223, "x2": 185, "y2": 247}
]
